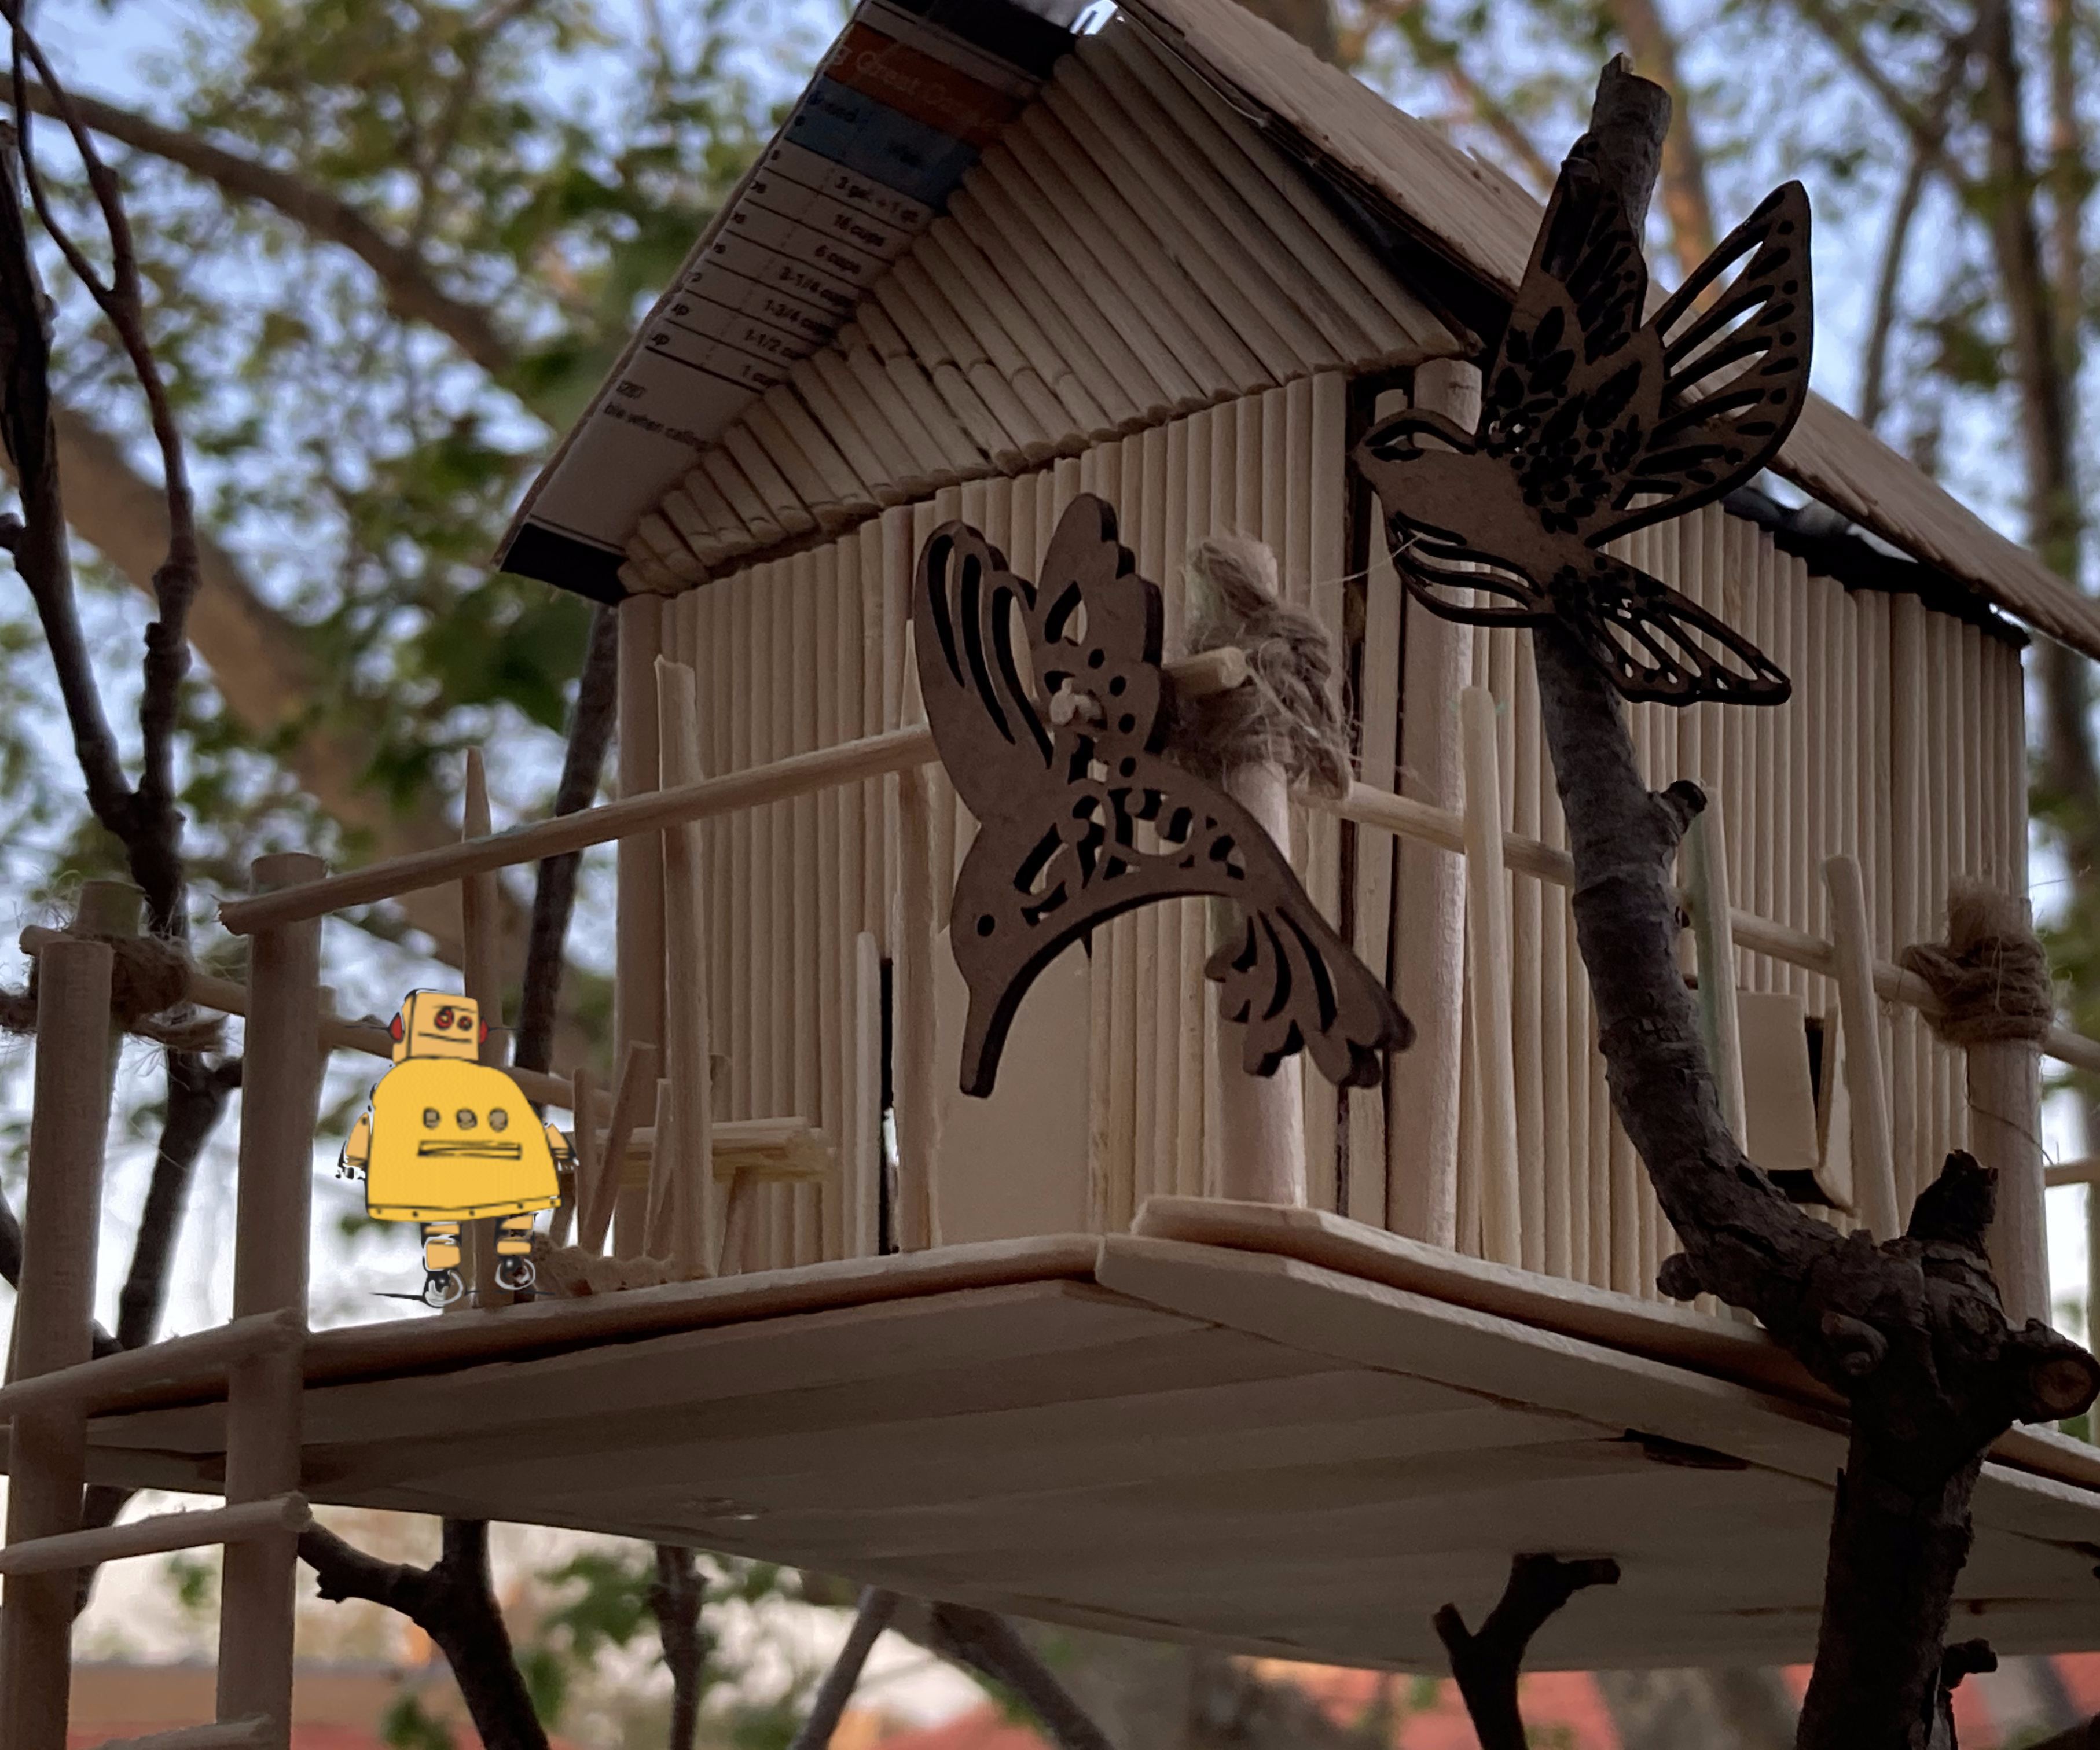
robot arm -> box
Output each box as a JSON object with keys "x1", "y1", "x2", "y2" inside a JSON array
[
  {"x1": 339, "y1": 1109, "x2": 372, "y2": 1180},
  {"x1": 543, "y1": 1120, "x2": 575, "y2": 1168}
]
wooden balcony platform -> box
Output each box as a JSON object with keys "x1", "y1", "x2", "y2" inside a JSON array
[{"x1": 65, "y1": 1203, "x2": 2100, "y2": 1671}]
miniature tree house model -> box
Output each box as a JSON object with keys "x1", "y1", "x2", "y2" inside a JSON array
[{"x1": 12, "y1": 0, "x2": 2100, "y2": 1741}]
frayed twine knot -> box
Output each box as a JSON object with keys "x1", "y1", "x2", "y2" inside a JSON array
[
  {"x1": 1168, "y1": 535, "x2": 1353, "y2": 799},
  {"x1": 0, "y1": 930, "x2": 225, "y2": 1054},
  {"x1": 1899, "y1": 880, "x2": 2054, "y2": 1049}
]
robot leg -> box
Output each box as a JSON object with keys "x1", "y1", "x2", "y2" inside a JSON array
[
  {"x1": 421, "y1": 1222, "x2": 464, "y2": 1308},
  {"x1": 494, "y1": 1214, "x2": 537, "y2": 1292}
]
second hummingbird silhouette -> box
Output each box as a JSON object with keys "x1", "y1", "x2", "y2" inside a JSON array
[{"x1": 1354, "y1": 141, "x2": 1813, "y2": 708}]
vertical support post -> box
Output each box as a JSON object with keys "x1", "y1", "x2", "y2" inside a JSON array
[
  {"x1": 1825, "y1": 855, "x2": 1900, "y2": 1241},
  {"x1": 1949, "y1": 887, "x2": 2050, "y2": 1326},
  {"x1": 616, "y1": 594, "x2": 666, "y2": 1259},
  {"x1": 460, "y1": 751, "x2": 504, "y2": 1304},
  {"x1": 655, "y1": 657, "x2": 715, "y2": 1280},
  {"x1": 1387, "y1": 359, "x2": 1477, "y2": 1247},
  {"x1": 0, "y1": 938, "x2": 112, "y2": 1750},
  {"x1": 1214, "y1": 763, "x2": 1308, "y2": 1205},
  {"x1": 1684, "y1": 798, "x2": 1748, "y2": 1147},
  {"x1": 891, "y1": 763, "x2": 939, "y2": 1251},
  {"x1": 853, "y1": 931, "x2": 883, "y2": 1259},
  {"x1": 1460, "y1": 686, "x2": 1522, "y2": 1267},
  {"x1": 217, "y1": 852, "x2": 322, "y2": 1746}
]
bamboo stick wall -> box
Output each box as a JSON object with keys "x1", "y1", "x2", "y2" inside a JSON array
[{"x1": 649, "y1": 370, "x2": 2027, "y2": 1300}]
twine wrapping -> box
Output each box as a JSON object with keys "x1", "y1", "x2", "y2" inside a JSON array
[
  {"x1": 1168, "y1": 535, "x2": 1353, "y2": 799},
  {"x1": 0, "y1": 929, "x2": 225, "y2": 1054},
  {"x1": 1899, "y1": 880, "x2": 2054, "y2": 1049}
]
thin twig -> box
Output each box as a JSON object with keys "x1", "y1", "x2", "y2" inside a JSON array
[
  {"x1": 1860, "y1": 30, "x2": 1972, "y2": 431},
  {"x1": 6, "y1": 5, "x2": 198, "y2": 913},
  {"x1": 926, "y1": 1604, "x2": 1116, "y2": 1750},
  {"x1": 512, "y1": 601, "x2": 619, "y2": 1077},
  {"x1": 790, "y1": 1588, "x2": 899, "y2": 1750}
]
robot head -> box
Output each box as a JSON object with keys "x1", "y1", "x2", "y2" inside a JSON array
[{"x1": 388, "y1": 991, "x2": 487, "y2": 1062}]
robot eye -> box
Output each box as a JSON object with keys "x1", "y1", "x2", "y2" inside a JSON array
[
  {"x1": 435, "y1": 1006, "x2": 455, "y2": 1029},
  {"x1": 456, "y1": 1108, "x2": 478, "y2": 1129},
  {"x1": 487, "y1": 1108, "x2": 508, "y2": 1132},
  {"x1": 422, "y1": 1108, "x2": 440, "y2": 1128}
]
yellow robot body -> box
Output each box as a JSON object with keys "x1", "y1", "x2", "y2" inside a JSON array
[{"x1": 346, "y1": 992, "x2": 564, "y2": 1223}]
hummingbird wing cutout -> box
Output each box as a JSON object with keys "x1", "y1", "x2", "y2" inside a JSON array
[
  {"x1": 916, "y1": 494, "x2": 1412, "y2": 1100},
  {"x1": 1353, "y1": 157, "x2": 1812, "y2": 708}
]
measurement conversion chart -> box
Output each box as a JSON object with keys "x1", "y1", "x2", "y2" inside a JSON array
[{"x1": 504, "y1": 0, "x2": 1077, "y2": 598}]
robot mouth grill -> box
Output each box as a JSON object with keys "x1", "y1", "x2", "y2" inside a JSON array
[{"x1": 416, "y1": 1141, "x2": 524, "y2": 1159}]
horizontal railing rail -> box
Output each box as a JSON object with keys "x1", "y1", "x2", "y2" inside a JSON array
[{"x1": 193, "y1": 718, "x2": 2100, "y2": 1082}]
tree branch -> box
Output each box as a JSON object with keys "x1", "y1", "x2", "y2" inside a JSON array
[
  {"x1": 1342, "y1": 2, "x2": 1556, "y2": 193},
  {"x1": 648, "y1": 1544, "x2": 708, "y2": 1750},
  {"x1": 511, "y1": 601, "x2": 617, "y2": 1077},
  {"x1": 790, "y1": 1587, "x2": 898, "y2": 1750},
  {"x1": 20, "y1": 84, "x2": 516, "y2": 378},
  {"x1": 1434, "y1": 1554, "x2": 1621, "y2": 1750},
  {"x1": 924, "y1": 1604, "x2": 1117, "y2": 1750},
  {"x1": 1860, "y1": 29, "x2": 1972, "y2": 432},
  {"x1": 1602, "y1": 0, "x2": 1716, "y2": 271},
  {"x1": 7, "y1": 5, "x2": 197, "y2": 927},
  {"x1": 1503, "y1": 61, "x2": 2100, "y2": 1747},
  {"x1": 302, "y1": 1518, "x2": 549, "y2": 1750}
]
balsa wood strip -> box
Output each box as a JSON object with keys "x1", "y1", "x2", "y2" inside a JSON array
[
  {"x1": 1460, "y1": 687, "x2": 1522, "y2": 1267},
  {"x1": 0, "y1": 1311, "x2": 300, "y2": 1423},
  {"x1": 1825, "y1": 856, "x2": 1897, "y2": 1237},
  {"x1": 217, "y1": 854, "x2": 322, "y2": 1742},
  {"x1": 0, "y1": 1494, "x2": 311, "y2": 1577},
  {"x1": 1058, "y1": 58, "x2": 1331, "y2": 376},
  {"x1": 2, "y1": 938, "x2": 115, "y2": 1750},
  {"x1": 656, "y1": 658, "x2": 716, "y2": 1280}
]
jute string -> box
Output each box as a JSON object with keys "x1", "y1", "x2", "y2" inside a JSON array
[
  {"x1": 1168, "y1": 534, "x2": 1352, "y2": 799},
  {"x1": 1899, "y1": 880, "x2": 2054, "y2": 1049},
  {"x1": 0, "y1": 929, "x2": 224, "y2": 1053}
]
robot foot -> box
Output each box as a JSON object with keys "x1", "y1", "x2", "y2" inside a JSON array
[
  {"x1": 494, "y1": 1255, "x2": 537, "y2": 1292},
  {"x1": 421, "y1": 1268, "x2": 465, "y2": 1310}
]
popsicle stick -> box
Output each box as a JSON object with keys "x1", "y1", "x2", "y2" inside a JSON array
[{"x1": 579, "y1": 1043, "x2": 654, "y2": 1256}]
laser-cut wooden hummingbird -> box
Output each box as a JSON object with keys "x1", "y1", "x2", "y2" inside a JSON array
[
  {"x1": 1353, "y1": 153, "x2": 1813, "y2": 707},
  {"x1": 915, "y1": 494, "x2": 1410, "y2": 1099}
]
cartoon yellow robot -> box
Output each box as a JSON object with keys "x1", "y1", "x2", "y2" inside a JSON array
[{"x1": 338, "y1": 991, "x2": 572, "y2": 1307}]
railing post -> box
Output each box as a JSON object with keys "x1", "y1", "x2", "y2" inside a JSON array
[
  {"x1": 1459, "y1": 685, "x2": 1522, "y2": 1267},
  {"x1": 615, "y1": 595, "x2": 666, "y2": 1260},
  {"x1": 216, "y1": 853, "x2": 322, "y2": 1745},
  {"x1": 1386, "y1": 359, "x2": 1476, "y2": 1249},
  {"x1": 1824, "y1": 856, "x2": 1900, "y2": 1240},
  {"x1": 656, "y1": 657, "x2": 715, "y2": 1279},
  {"x1": 0, "y1": 936, "x2": 113, "y2": 1750},
  {"x1": 1683, "y1": 799, "x2": 1747, "y2": 1148},
  {"x1": 891, "y1": 762, "x2": 940, "y2": 1251}
]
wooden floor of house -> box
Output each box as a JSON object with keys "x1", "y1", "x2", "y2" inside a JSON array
[{"x1": 75, "y1": 1204, "x2": 2100, "y2": 1672}]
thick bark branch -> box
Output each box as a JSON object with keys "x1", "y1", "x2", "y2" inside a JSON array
[
  {"x1": 1601, "y1": 0, "x2": 1716, "y2": 272},
  {"x1": 302, "y1": 1518, "x2": 548, "y2": 1750},
  {"x1": 1511, "y1": 64, "x2": 2100, "y2": 1747},
  {"x1": 1434, "y1": 1554, "x2": 1620, "y2": 1750},
  {"x1": 25, "y1": 84, "x2": 516, "y2": 377}
]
